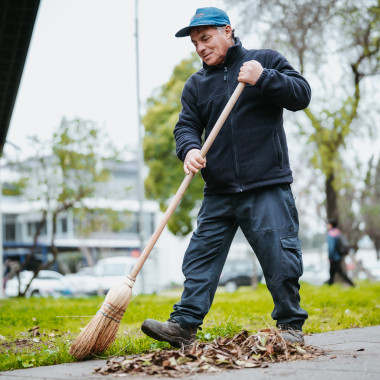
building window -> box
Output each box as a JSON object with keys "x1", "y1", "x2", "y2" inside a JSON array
[
  {"x1": 61, "y1": 218, "x2": 68, "y2": 233},
  {"x1": 5, "y1": 223, "x2": 16, "y2": 241},
  {"x1": 4, "y1": 215, "x2": 16, "y2": 242},
  {"x1": 27, "y1": 221, "x2": 47, "y2": 237}
]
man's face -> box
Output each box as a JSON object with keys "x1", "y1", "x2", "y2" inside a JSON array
[{"x1": 190, "y1": 25, "x2": 233, "y2": 66}]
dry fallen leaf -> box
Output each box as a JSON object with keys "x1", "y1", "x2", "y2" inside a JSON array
[
  {"x1": 296, "y1": 346, "x2": 307, "y2": 355},
  {"x1": 27, "y1": 326, "x2": 40, "y2": 337}
]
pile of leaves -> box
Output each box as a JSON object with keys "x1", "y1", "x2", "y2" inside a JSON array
[{"x1": 95, "y1": 329, "x2": 324, "y2": 377}]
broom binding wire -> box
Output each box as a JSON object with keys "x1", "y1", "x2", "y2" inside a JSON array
[{"x1": 98, "y1": 301, "x2": 125, "y2": 324}]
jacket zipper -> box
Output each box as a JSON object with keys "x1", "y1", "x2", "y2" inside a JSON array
[{"x1": 225, "y1": 66, "x2": 243, "y2": 192}]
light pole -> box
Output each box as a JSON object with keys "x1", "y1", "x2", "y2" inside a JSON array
[{"x1": 134, "y1": 0, "x2": 146, "y2": 291}]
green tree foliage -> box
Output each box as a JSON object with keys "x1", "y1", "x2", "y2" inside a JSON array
[
  {"x1": 224, "y1": 0, "x2": 380, "y2": 225},
  {"x1": 143, "y1": 53, "x2": 204, "y2": 236},
  {"x1": 74, "y1": 207, "x2": 130, "y2": 236},
  {"x1": 1, "y1": 177, "x2": 28, "y2": 196}
]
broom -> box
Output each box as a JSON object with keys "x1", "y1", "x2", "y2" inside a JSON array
[{"x1": 69, "y1": 81, "x2": 245, "y2": 359}]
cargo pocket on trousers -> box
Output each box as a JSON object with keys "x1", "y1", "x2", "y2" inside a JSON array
[{"x1": 280, "y1": 236, "x2": 303, "y2": 280}]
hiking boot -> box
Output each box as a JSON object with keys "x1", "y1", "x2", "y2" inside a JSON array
[
  {"x1": 278, "y1": 325, "x2": 304, "y2": 345},
  {"x1": 141, "y1": 318, "x2": 197, "y2": 348}
]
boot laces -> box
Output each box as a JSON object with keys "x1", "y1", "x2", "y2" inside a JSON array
[{"x1": 167, "y1": 318, "x2": 202, "y2": 331}]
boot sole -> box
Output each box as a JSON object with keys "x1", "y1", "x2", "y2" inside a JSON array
[{"x1": 141, "y1": 321, "x2": 191, "y2": 349}]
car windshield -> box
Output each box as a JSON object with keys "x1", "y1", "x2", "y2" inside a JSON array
[{"x1": 38, "y1": 272, "x2": 62, "y2": 279}]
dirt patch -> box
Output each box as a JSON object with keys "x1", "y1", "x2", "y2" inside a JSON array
[
  {"x1": 95, "y1": 329, "x2": 325, "y2": 377},
  {"x1": 0, "y1": 327, "x2": 67, "y2": 354},
  {"x1": 0, "y1": 338, "x2": 43, "y2": 353}
]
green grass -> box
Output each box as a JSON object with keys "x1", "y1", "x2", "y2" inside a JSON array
[{"x1": 1, "y1": 281, "x2": 380, "y2": 371}]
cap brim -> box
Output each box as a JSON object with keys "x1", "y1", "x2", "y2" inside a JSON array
[
  {"x1": 175, "y1": 23, "x2": 229, "y2": 38},
  {"x1": 175, "y1": 26, "x2": 193, "y2": 38}
]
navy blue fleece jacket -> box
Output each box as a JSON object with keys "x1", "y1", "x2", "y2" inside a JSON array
[{"x1": 173, "y1": 37, "x2": 311, "y2": 195}]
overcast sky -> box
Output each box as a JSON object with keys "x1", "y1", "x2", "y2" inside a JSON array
[{"x1": 7, "y1": 0, "x2": 228, "y2": 156}]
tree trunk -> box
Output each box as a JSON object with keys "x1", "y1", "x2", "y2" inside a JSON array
[
  {"x1": 325, "y1": 173, "x2": 338, "y2": 221},
  {"x1": 375, "y1": 239, "x2": 380, "y2": 261}
]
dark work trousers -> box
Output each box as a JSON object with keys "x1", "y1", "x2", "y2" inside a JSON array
[
  {"x1": 328, "y1": 260, "x2": 354, "y2": 286},
  {"x1": 170, "y1": 184, "x2": 308, "y2": 330}
]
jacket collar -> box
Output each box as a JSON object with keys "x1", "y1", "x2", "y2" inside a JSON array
[{"x1": 202, "y1": 36, "x2": 245, "y2": 70}]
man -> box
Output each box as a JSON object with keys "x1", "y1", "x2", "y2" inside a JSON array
[
  {"x1": 142, "y1": 7, "x2": 310, "y2": 347},
  {"x1": 327, "y1": 219, "x2": 354, "y2": 286}
]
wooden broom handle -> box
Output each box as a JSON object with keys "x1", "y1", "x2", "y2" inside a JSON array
[{"x1": 130, "y1": 82, "x2": 245, "y2": 279}]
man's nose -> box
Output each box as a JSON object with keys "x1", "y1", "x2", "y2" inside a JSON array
[{"x1": 196, "y1": 42, "x2": 206, "y2": 54}]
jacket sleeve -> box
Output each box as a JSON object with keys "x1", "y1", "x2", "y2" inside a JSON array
[
  {"x1": 255, "y1": 50, "x2": 311, "y2": 111},
  {"x1": 173, "y1": 78, "x2": 203, "y2": 161}
]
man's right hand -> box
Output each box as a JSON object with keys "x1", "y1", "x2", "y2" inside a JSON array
[{"x1": 184, "y1": 149, "x2": 206, "y2": 175}]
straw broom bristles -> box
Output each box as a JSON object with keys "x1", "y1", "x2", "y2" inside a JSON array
[{"x1": 69, "y1": 275, "x2": 135, "y2": 359}]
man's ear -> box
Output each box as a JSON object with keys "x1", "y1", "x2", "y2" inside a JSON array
[{"x1": 225, "y1": 25, "x2": 233, "y2": 40}]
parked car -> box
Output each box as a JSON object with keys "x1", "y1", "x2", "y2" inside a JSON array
[
  {"x1": 93, "y1": 256, "x2": 157, "y2": 295},
  {"x1": 61, "y1": 267, "x2": 98, "y2": 296},
  {"x1": 59, "y1": 256, "x2": 158, "y2": 297},
  {"x1": 5, "y1": 270, "x2": 69, "y2": 297},
  {"x1": 218, "y1": 259, "x2": 263, "y2": 292}
]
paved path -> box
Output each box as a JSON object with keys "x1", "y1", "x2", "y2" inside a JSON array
[{"x1": 1, "y1": 325, "x2": 379, "y2": 380}]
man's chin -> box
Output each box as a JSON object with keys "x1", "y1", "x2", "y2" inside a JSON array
[{"x1": 203, "y1": 57, "x2": 218, "y2": 66}]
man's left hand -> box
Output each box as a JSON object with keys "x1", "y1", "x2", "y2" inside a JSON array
[{"x1": 238, "y1": 60, "x2": 264, "y2": 86}]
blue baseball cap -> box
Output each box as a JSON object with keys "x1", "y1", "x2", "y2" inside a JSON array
[{"x1": 175, "y1": 7, "x2": 230, "y2": 38}]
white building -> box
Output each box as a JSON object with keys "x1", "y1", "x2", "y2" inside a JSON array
[{"x1": 1, "y1": 156, "x2": 257, "y2": 293}]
